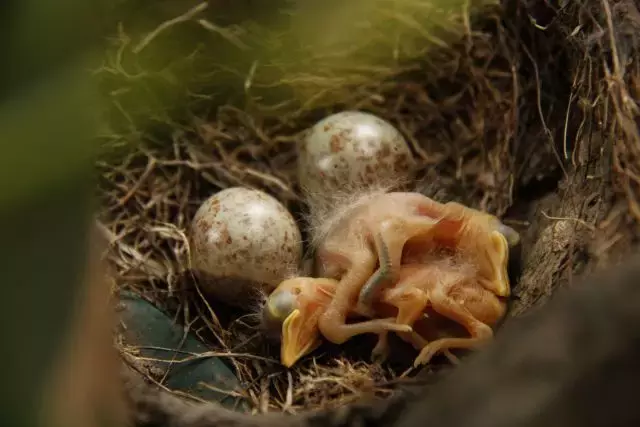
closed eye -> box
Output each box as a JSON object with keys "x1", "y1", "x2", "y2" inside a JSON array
[
  {"x1": 496, "y1": 223, "x2": 520, "y2": 247},
  {"x1": 266, "y1": 290, "x2": 297, "y2": 322}
]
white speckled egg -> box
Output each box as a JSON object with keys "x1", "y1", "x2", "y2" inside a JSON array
[
  {"x1": 189, "y1": 187, "x2": 302, "y2": 307},
  {"x1": 297, "y1": 111, "x2": 417, "y2": 195}
]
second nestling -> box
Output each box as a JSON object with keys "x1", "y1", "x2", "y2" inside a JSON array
[{"x1": 262, "y1": 191, "x2": 520, "y2": 367}]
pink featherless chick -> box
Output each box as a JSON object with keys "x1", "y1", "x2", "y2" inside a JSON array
[
  {"x1": 262, "y1": 191, "x2": 519, "y2": 367},
  {"x1": 263, "y1": 256, "x2": 509, "y2": 368}
]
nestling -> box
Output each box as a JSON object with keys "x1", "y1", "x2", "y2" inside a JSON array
[
  {"x1": 263, "y1": 256, "x2": 508, "y2": 368},
  {"x1": 304, "y1": 192, "x2": 518, "y2": 348}
]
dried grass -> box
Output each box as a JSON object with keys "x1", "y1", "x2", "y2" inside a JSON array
[{"x1": 95, "y1": 0, "x2": 640, "y2": 416}]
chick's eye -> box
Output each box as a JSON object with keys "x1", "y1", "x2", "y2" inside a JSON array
[
  {"x1": 266, "y1": 290, "x2": 297, "y2": 321},
  {"x1": 496, "y1": 223, "x2": 520, "y2": 247},
  {"x1": 261, "y1": 290, "x2": 298, "y2": 340}
]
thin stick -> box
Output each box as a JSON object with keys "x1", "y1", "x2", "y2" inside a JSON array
[{"x1": 134, "y1": 2, "x2": 208, "y2": 54}]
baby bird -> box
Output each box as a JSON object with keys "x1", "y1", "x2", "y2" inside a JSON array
[
  {"x1": 371, "y1": 258, "x2": 508, "y2": 366},
  {"x1": 306, "y1": 192, "x2": 518, "y2": 348},
  {"x1": 263, "y1": 257, "x2": 508, "y2": 368}
]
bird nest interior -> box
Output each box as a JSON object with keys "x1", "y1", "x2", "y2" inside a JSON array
[{"x1": 97, "y1": 0, "x2": 640, "y2": 417}]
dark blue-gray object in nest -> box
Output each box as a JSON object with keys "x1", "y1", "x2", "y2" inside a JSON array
[{"x1": 118, "y1": 291, "x2": 249, "y2": 412}]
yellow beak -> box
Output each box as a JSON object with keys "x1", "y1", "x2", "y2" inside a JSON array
[
  {"x1": 488, "y1": 230, "x2": 511, "y2": 297},
  {"x1": 281, "y1": 309, "x2": 321, "y2": 367}
]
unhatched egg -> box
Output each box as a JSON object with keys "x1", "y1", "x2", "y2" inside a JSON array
[
  {"x1": 189, "y1": 187, "x2": 303, "y2": 307},
  {"x1": 297, "y1": 111, "x2": 417, "y2": 195}
]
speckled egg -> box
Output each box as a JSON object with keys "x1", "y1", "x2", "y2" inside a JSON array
[
  {"x1": 297, "y1": 111, "x2": 417, "y2": 195},
  {"x1": 189, "y1": 187, "x2": 303, "y2": 307}
]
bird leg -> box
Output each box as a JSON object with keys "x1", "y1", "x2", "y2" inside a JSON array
[
  {"x1": 372, "y1": 329, "x2": 431, "y2": 364},
  {"x1": 357, "y1": 216, "x2": 439, "y2": 311},
  {"x1": 371, "y1": 287, "x2": 430, "y2": 362},
  {"x1": 317, "y1": 244, "x2": 412, "y2": 345},
  {"x1": 323, "y1": 316, "x2": 413, "y2": 344},
  {"x1": 371, "y1": 331, "x2": 390, "y2": 363},
  {"x1": 413, "y1": 290, "x2": 494, "y2": 367},
  {"x1": 402, "y1": 332, "x2": 460, "y2": 365}
]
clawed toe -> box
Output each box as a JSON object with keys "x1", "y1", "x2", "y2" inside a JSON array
[
  {"x1": 413, "y1": 345, "x2": 439, "y2": 367},
  {"x1": 371, "y1": 346, "x2": 389, "y2": 364},
  {"x1": 374, "y1": 318, "x2": 413, "y2": 334},
  {"x1": 389, "y1": 323, "x2": 413, "y2": 333}
]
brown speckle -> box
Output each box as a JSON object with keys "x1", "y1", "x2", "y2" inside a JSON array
[
  {"x1": 197, "y1": 219, "x2": 211, "y2": 234},
  {"x1": 208, "y1": 199, "x2": 220, "y2": 216},
  {"x1": 330, "y1": 134, "x2": 343, "y2": 153},
  {"x1": 217, "y1": 224, "x2": 230, "y2": 247}
]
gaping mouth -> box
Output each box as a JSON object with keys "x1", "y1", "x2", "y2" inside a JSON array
[{"x1": 281, "y1": 309, "x2": 321, "y2": 367}]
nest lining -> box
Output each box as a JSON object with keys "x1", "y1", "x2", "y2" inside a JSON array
[{"x1": 97, "y1": 0, "x2": 640, "y2": 416}]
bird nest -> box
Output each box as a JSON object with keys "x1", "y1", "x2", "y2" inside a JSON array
[{"x1": 96, "y1": 0, "x2": 640, "y2": 421}]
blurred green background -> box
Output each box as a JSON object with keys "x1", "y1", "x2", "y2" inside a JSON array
[{"x1": 1, "y1": 1, "x2": 105, "y2": 426}]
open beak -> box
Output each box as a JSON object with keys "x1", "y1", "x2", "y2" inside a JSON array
[{"x1": 281, "y1": 308, "x2": 322, "y2": 368}]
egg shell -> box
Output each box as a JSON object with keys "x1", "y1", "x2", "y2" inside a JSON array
[
  {"x1": 297, "y1": 111, "x2": 416, "y2": 195},
  {"x1": 189, "y1": 187, "x2": 302, "y2": 306}
]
